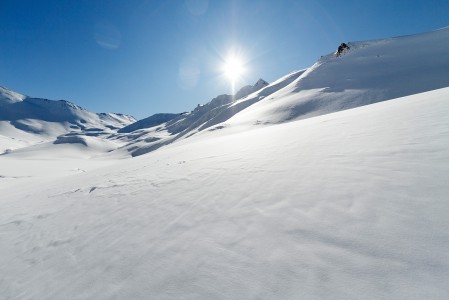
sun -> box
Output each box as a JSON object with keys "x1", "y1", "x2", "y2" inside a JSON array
[{"x1": 222, "y1": 56, "x2": 244, "y2": 82}]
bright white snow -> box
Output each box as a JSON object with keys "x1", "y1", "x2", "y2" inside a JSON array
[
  {"x1": 1, "y1": 87, "x2": 449, "y2": 299},
  {"x1": 0, "y1": 87, "x2": 135, "y2": 153},
  {"x1": 228, "y1": 27, "x2": 449, "y2": 127},
  {"x1": 1, "y1": 27, "x2": 449, "y2": 299}
]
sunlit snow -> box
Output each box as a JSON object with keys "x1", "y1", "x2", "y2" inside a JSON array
[{"x1": 1, "y1": 27, "x2": 449, "y2": 299}]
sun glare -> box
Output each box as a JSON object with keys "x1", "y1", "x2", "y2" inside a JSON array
[{"x1": 223, "y1": 56, "x2": 244, "y2": 82}]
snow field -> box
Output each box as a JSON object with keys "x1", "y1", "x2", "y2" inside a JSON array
[{"x1": 1, "y1": 87, "x2": 448, "y2": 299}]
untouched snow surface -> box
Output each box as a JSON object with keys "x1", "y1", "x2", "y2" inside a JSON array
[{"x1": 1, "y1": 87, "x2": 449, "y2": 299}]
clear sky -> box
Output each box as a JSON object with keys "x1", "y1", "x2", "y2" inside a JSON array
[{"x1": 1, "y1": 0, "x2": 448, "y2": 119}]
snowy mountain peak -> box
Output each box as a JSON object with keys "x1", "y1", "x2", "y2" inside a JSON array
[
  {"x1": 0, "y1": 85, "x2": 26, "y2": 104},
  {"x1": 254, "y1": 78, "x2": 269, "y2": 89},
  {"x1": 234, "y1": 78, "x2": 269, "y2": 100}
]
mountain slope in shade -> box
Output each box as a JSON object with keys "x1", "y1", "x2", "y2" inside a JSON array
[
  {"x1": 118, "y1": 113, "x2": 180, "y2": 133},
  {"x1": 0, "y1": 86, "x2": 136, "y2": 153}
]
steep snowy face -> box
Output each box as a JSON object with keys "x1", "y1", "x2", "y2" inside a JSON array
[{"x1": 228, "y1": 27, "x2": 449, "y2": 126}]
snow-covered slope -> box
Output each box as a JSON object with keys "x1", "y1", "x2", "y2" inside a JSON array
[
  {"x1": 111, "y1": 27, "x2": 449, "y2": 157},
  {"x1": 228, "y1": 27, "x2": 449, "y2": 126},
  {"x1": 118, "y1": 74, "x2": 301, "y2": 156},
  {"x1": 118, "y1": 113, "x2": 180, "y2": 133},
  {"x1": 234, "y1": 78, "x2": 269, "y2": 100},
  {"x1": 120, "y1": 78, "x2": 270, "y2": 134},
  {"x1": 2, "y1": 26, "x2": 449, "y2": 299},
  {"x1": 1, "y1": 87, "x2": 449, "y2": 299},
  {"x1": 0, "y1": 86, "x2": 136, "y2": 153}
]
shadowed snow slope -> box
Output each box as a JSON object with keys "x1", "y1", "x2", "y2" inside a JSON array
[
  {"x1": 118, "y1": 113, "x2": 180, "y2": 133},
  {"x1": 0, "y1": 86, "x2": 136, "y2": 152},
  {"x1": 1, "y1": 87, "x2": 448, "y2": 299}
]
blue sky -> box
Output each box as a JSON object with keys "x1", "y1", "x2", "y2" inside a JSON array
[{"x1": 0, "y1": 0, "x2": 448, "y2": 119}]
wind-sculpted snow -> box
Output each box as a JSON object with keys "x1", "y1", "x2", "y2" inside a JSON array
[{"x1": 1, "y1": 87, "x2": 449, "y2": 299}]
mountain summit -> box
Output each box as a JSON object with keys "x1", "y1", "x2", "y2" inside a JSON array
[{"x1": 234, "y1": 78, "x2": 269, "y2": 100}]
